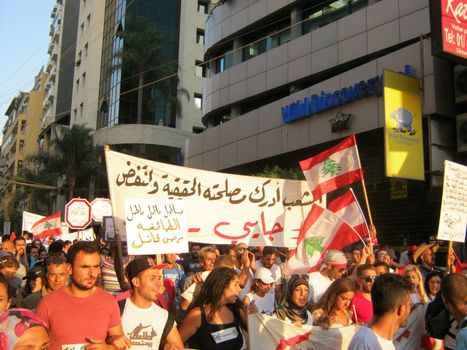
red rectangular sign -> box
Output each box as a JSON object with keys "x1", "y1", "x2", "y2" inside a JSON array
[{"x1": 441, "y1": 0, "x2": 467, "y2": 59}]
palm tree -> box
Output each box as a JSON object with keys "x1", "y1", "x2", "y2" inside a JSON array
[
  {"x1": 24, "y1": 124, "x2": 101, "y2": 202},
  {"x1": 118, "y1": 14, "x2": 189, "y2": 126}
]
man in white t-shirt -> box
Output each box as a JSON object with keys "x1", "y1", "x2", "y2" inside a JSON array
[
  {"x1": 349, "y1": 273, "x2": 412, "y2": 350},
  {"x1": 308, "y1": 250, "x2": 348, "y2": 304},
  {"x1": 253, "y1": 246, "x2": 282, "y2": 300},
  {"x1": 121, "y1": 257, "x2": 184, "y2": 350}
]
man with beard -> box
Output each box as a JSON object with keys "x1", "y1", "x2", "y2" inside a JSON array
[
  {"x1": 180, "y1": 243, "x2": 201, "y2": 277},
  {"x1": 37, "y1": 241, "x2": 130, "y2": 350},
  {"x1": 414, "y1": 243, "x2": 442, "y2": 280},
  {"x1": 349, "y1": 274, "x2": 412, "y2": 350},
  {"x1": 350, "y1": 264, "x2": 377, "y2": 324}
]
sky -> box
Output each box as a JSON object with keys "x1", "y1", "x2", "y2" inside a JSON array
[{"x1": 0, "y1": 0, "x2": 56, "y2": 135}]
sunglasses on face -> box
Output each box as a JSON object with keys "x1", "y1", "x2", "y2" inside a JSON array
[
  {"x1": 377, "y1": 253, "x2": 390, "y2": 258},
  {"x1": 361, "y1": 275, "x2": 377, "y2": 283}
]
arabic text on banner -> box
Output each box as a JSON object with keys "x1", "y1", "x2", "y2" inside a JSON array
[
  {"x1": 105, "y1": 149, "x2": 320, "y2": 247},
  {"x1": 125, "y1": 199, "x2": 189, "y2": 255},
  {"x1": 437, "y1": 160, "x2": 467, "y2": 243}
]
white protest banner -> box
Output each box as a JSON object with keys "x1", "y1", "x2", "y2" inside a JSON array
[
  {"x1": 105, "y1": 149, "x2": 319, "y2": 247},
  {"x1": 437, "y1": 160, "x2": 467, "y2": 243},
  {"x1": 248, "y1": 312, "x2": 358, "y2": 350},
  {"x1": 22, "y1": 211, "x2": 45, "y2": 233},
  {"x1": 60, "y1": 231, "x2": 78, "y2": 242},
  {"x1": 78, "y1": 228, "x2": 95, "y2": 241},
  {"x1": 125, "y1": 199, "x2": 188, "y2": 255}
]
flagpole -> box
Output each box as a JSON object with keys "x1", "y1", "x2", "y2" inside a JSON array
[
  {"x1": 447, "y1": 240, "x2": 453, "y2": 274},
  {"x1": 353, "y1": 135, "x2": 375, "y2": 253}
]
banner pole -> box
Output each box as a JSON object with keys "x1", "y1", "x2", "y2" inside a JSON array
[
  {"x1": 447, "y1": 240, "x2": 453, "y2": 274},
  {"x1": 353, "y1": 134, "x2": 375, "y2": 253}
]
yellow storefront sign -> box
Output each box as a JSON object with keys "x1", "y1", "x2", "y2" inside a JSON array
[{"x1": 384, "y1": 70, "x2": 424, "y2": 180}]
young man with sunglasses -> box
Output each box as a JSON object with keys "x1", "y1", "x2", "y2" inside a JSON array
[{"x1": 350, "y1": 264, "x2": 377, "y2": 324}]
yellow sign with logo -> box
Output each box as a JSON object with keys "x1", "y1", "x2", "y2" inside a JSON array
[{"x1": 384, "y1": 70, "x2": 424, "y2": 180}]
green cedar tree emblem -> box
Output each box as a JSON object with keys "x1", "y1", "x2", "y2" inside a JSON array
[
  {"x1": 304, "y1": 236, "x2": 324, "y2": 257},
  {"x1": 322, "y1": 158, "x2": 342, "y2": 177},
  {"x1": 44, "y1": 221, "x2": 52, "y2": 229}
]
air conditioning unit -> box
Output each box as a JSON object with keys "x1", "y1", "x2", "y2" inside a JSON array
[
  {"x1": 454, "y1": 65, "x2": 467, "y2": 104},
  {"x1": 457, "y1": 113, "x2": 467, "y2": 153}
]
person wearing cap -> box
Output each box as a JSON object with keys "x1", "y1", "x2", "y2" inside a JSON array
[
  {"x1": 21, "y1": 255, "x2": 68, "y2": 312},
  {"x1": 414, "y1": 243, "x2": 442, "y2": 280},
  {"x1": 253, "y1": 246, "x2": 282, "y2": 301},
  {"x1": 307, "y1": 249, "x2": 348, "y2": 305},
  {"x1": 120, "y1": 257, "x2": 184, "y2": 350},
  {"x1": 36, "y1": 241, "x2": 130, "y2": 350},
  {"x1": 22, "y1": 266, "x2": 44, "y2": 298},
  {"x1": 242, "y1": 267, "x2": 275, "y2": 315},
  {"x1": 399, "y1": 245, "x2": 417, "y2": 266}
]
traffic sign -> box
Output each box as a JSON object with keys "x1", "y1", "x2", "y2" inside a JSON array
[
  {"x1": 91, "y1": 198, "x2": 112, "y2": 222},
  {"x1": 65, "y1": 198, "x2": 92, "y2": 229}
]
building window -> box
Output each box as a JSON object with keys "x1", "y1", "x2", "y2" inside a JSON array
[
  {"x1": 195, "y1": 60, "x2": 204, "y2": 77},
  {"x1": 74, "y1": 108, "x2": 78, "y2": 122},
  {"x1": 79, "y1": 103, "x2": 84, "y2": 119},
  {"x1": 87, "y1": 14, "x2": 91, "y2": 27},
  {"x1": 197, "y1": 0, "x2": 208, "y2": 14},
  {"x1": 84, "y1": 42, "x2": 88, "y2": 57},
  {"x1": 82, "y1": 72, "x2": 86, "y2": 88},
  {"x1": 194, "y1": 93, "x2": 202, "y2": 109},
  {"x1": 76, "y1": 79, "x2": 80, "y2": 93},
  {"x1": 196, "y1": 28, "x2": 204, "y2": 45}
]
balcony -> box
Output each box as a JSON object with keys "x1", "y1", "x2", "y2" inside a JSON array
[
  {"x1": 51, "y1": 4, "x2": 57, "y2": 18},
  {"x1": 53, "y1": 24, "x2": 61, "y2": 43},
  {"x1": 46, "y1": 60, "x2": 53, "y2": 73},
  {"x1": 48, "y1": 40, "x2": 55, "y2": 55}
]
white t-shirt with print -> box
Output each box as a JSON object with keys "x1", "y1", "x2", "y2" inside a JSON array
[
  {"x1": 121, "y1": 299, "x2": 172, "y2": 350},
  {"x1": 245, "y1": 292, "x2": 275, "y2": 315},
  {"x1": 348, "y1": 326, "x2": 396, "y2": 350}
]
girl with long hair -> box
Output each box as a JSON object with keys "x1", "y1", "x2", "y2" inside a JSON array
[
  {"x1": 424, "y1": 271, "x2": 443, "y2": 302},
  {"x1": 178, "y1": 266, "x2": 246, "y2": 350},
  {"x1": 403, "y1": 265, "x2": 428, "y2": 304},
  {"x1": 312, "y1": 278, "x2": 355, "y2": 329}
]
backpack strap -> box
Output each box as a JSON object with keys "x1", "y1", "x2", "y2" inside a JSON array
[
  {"x1": 159, "y1": 313, "x2": 175, "y2": 350},
  {"x1": 117, "y1": 298, "x2": 127, "y2": 316}
]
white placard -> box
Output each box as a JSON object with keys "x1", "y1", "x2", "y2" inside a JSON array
[
  {"x1": 60, "y1": 231, "x2": 78, "y2": 242},
  {"x1": 22, "y1": 211, "x2": 45, "y2": 232},
  {"x1": 91, "y1": 198, "x2": 112, "y2": 222},
  {"x1": 106, "y1": 149, "x2": 321, "y2": 247},
  {"x1": 125, "y1": 199, "x2": 188, "y2": 255},
  {"x1": 79, "y1": 228, "x2": 95, "y2": 241},
  {"x1": 437, "y1": 160, "x2": 467, "y2": 243}
]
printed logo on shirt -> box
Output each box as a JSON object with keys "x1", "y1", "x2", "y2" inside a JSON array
[
  {"x1": 62, "y1": 345, "x2": 87, "y2": 350},
  {"x1": 211, "y1": 326, "x2": 239, "y2": 344},
  {"x1": 127, "y1": 323, "x2": 158, "y2": 347}
]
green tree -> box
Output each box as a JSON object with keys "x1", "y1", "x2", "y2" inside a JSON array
[
  {"x1": 24, "y1": 124, "x2": 102, "y2": 202},
  {"x1": 254, "y1": 165, "x2": 304, "y2": 180},
  {"x1": 119, "y1": 15, "x2": 189, "y2": 126}
]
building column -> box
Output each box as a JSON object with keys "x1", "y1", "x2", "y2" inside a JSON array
[
  {"x1": 232, "y1": 37, "x2": 243, "y2": 65},
  {"x1": 291, "y1": 6, "x2": 301, "y2": 40}
]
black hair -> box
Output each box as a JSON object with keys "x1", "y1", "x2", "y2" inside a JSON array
[
  {"x1": 356, "y1": 263, "x2": 376, "y2": 278},
  {"x1": 424, "y1": 271, "x2": 443, "y2": 297},
  {"x1": 263, "y1": 246, "x2": 276, "y2": 256},
  {"x1": 67, "y1": 241, "x2": 100, "y2": 265},
  {"x1": 374, "y1": 261, "x2": 390, "y2": 273},
  {"x1": 440, "y1": 273, "x2": 467, "y2": 306},
  {"x1": 13, "y1": 237, "x2": 25, "y2": 244},
  {"x1": 191, "y1": 266, "x2": 238, "y2": 321},
  {"x1": 0, "y1": 273, "x2": 11, "y2": 299},
  {"x1": 372, "y1": 273, "x2": 411, "y2": 317}
]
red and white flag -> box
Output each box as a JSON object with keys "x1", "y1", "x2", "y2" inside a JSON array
[
  {"x1": 328, "y1": 189, "x2": 369, "y2": 240},
  {"x1": 285, "y1": 204, "x2": 362, "y2": 275},
  {"x1": 32, "y1": 212, "x2": 62, "y2": 238},
  {"x1": 299, "y1": 135, "x2": 363, "y2": 201}
]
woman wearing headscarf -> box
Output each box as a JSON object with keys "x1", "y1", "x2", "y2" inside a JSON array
[
  {"x1": 0, "y1": 308, "x2": 49, "y2": 350},
  {"x1": 275, "y1": 275, "x2": 312, "y2": 328}
]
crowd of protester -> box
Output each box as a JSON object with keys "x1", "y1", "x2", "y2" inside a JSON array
[{"x1": 0, "y1": 230, "x2": 465, "y2": 350}]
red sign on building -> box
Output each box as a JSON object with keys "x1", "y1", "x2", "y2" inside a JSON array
[{"x1": 431, "y1": 0, "x2": 467, "y2": 64}]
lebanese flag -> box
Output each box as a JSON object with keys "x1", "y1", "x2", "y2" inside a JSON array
[
  {"x1": 328, "y1": 189, "x2": 369, "y2": 240},
  {"x1": 285, "y1": 204, "x2": 362, "y2": 275},
  {"x1": 32, "y1": 212, "x2": 62, "y2": 238},
  {"x1": 299, "y1": 135, "x2": 363, "y2": 201}
]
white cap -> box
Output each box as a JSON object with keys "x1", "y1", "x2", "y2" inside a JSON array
[
  {"x1": 254, "y1": 268, "x2": 275, "y2": 284},
  {"x1": 322, "y1": 250, "x2": 347, "y2": 267}
]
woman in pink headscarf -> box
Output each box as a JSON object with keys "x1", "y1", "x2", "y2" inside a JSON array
[{"x1": 0, "y1": 308, "x2": 49, "y2": 349}]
